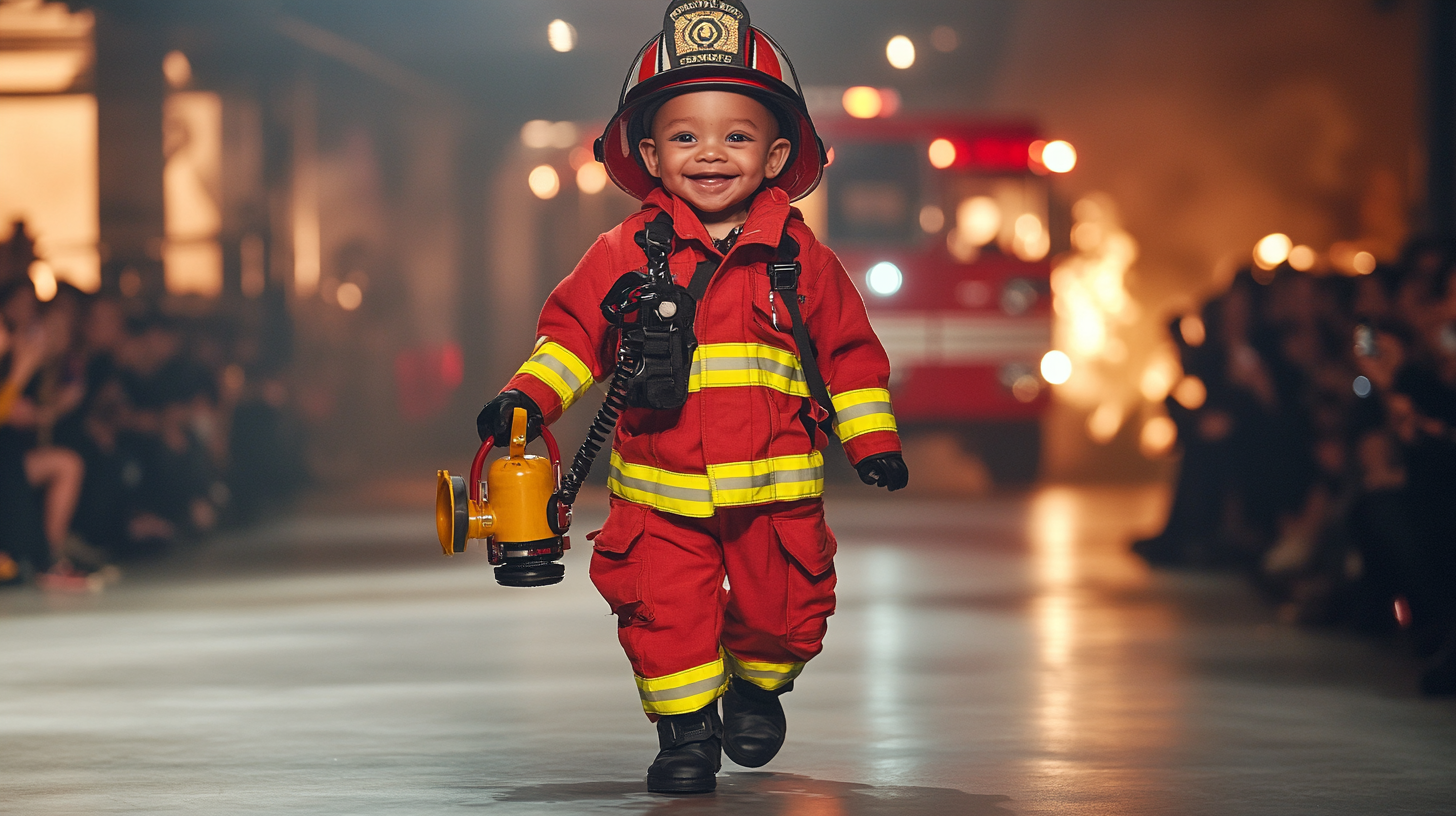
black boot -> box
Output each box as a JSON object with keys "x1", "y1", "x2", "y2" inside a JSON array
[
  {"x1": 722, "y1": 676, "x2": 788, "y2": 768},
  {"x1": 646, "y1": 705, "x2": 722, "y2": 794}
]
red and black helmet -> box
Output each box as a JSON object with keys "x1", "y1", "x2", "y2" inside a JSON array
[{"x1": 593, "y1": 0, "x2": 827, "y2": 202}]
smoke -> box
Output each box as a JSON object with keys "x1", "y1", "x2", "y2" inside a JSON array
[
  {"x1": 985, "y1": 0, "x2": 1419, "y2": 479},
  {"x1": 989, "y1": 0, "x2": 1418, "y2": 305}
]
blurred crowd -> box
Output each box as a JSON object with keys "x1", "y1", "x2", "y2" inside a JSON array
[
  {"x1": 1137, "y1": 243, "x2": 1456, "y2": 696},
  {"x1": 0, "y1": 237, "x2": 307, "y2": 593}
]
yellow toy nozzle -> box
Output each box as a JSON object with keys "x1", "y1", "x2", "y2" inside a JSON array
[
  {"x1": 510, "y1": 406, "x2": 528, "y2": 457},
  {"x1": 436, "y1": 469, "x2": 467, "y2": 556}
]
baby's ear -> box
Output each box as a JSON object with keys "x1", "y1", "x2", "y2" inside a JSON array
[
  {"x1": 638, "y1": 139, "x2": 662, "y2": 179},
  {"x1": 763, "y1": 137, "x2": 793, "y2": 180}
]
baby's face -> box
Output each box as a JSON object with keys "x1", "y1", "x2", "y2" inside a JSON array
[{"x1": 638, "y1": 91, "x2": 792, "y2": 216}]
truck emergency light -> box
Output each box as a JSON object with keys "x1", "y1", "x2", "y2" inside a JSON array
[{"x1": 866, "y1": 262, "x2": 903, "y2": 296}]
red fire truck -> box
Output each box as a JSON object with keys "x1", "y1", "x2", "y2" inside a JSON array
[{"x1": 806, "y1": 116, "x2": 1066, "y2": 480}]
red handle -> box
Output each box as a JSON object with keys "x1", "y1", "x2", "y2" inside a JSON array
[{"x1": 468, "y1": 426, "x2": 560, "y2": 504}]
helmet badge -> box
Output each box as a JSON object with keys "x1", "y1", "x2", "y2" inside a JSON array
[{"x1": 666, "y1": 0, "x2": 748, "y2": 67}]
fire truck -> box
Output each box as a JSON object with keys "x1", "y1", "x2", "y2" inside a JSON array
[{"x1": 802, "y1": 116, "x2": 1067, "y2": 481}]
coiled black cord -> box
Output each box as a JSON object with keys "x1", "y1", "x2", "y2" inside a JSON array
[{"x1": 557, "y1": 334, "x2": 641, "y2": 506}]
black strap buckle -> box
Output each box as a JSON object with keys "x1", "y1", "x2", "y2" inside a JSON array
[{"x1": 769, "y1": 260, "x2": 800, "y2": 292}]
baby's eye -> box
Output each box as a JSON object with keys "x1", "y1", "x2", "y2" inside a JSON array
[
  {"x1": 669, "y1": 133, "x2": 697, "y2": 143},
  {"x1": 726, "y1": 133, "x2": 752, "y2": 143}
]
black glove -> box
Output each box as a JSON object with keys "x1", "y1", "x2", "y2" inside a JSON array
[
  {"x1": 476, "y1": 390, "x2": 543, "y2": 447},
  {"x1": 855, "y1": 452, "x2": 909, "y2": 492}
]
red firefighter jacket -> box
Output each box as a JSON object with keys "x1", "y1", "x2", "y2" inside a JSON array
[{"x1": 503, "y1": 186, "x2": 901, "y2": 518}]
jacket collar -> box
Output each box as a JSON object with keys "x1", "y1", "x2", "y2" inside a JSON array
[{"x1": 642, "y1": 186, "x2": 792, "y2": 256}]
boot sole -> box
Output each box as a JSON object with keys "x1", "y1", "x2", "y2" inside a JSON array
[
  {"x1": 723, "y1": 738, "x2": 780, "y2": 768},
  {"x1": 646, "y1": 775, "x2": 717, "y2": 794}
]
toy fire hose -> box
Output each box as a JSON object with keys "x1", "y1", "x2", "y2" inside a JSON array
[{"x1": 435, "y1": 407, "x2": 572, "y2": 587}]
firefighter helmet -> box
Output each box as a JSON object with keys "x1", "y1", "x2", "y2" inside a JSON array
[{"x1": 594, "y1": 0, "x2": 827, "y2": 202}]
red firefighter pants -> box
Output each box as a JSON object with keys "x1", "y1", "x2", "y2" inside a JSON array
[{"x1": 588, "y1": 497, "x2": 838, "y2": 717}]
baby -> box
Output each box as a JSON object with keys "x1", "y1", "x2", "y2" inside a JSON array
[{"x1": 477, "y1": 0, "x2": 907, "y2": 794}]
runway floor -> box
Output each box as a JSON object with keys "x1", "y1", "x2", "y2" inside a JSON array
[{"x1": 2, "y1": 485, "x2": 1453, "y2": 815}]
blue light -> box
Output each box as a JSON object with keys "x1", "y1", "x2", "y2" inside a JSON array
[
  {"x1": 1353, "y1": 376, "x2": 1372, "y2": 398},
  {"x1": 866, "y1": 262, "x2": 903, "y2": 296}
]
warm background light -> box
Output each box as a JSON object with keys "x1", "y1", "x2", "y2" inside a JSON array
[
  {"x1": 958, "y1": 196, "x2": 1001, "y2": 247},
  {"x1": 1139, "y1": 361, "x2": 1177, "y2": 402},
  {"x1": 1353, "y1": 250, "x2": 1377, "y2": 275},
  {"x1": 520, "y1": 119, "x2": 579, "y2": 150},
  {"x1": 528, "y1": 164, "x2": 560, "y2": 199},
  {"x1": 1253, "y1": 232, "x2": 1292, "y2": 270},
  {"x1": 0, "y1": 96, "x2": 100, "y2": 291},
  {"x1": 928, "y1": 138, "x2": 957, "y2": 169},
  {"x1": 1040, "y1": 140, "x2": 1077, "y2": 173},
  {"x1": 1139, "y1": 416, "x2": 1177, "y2": 457},
  {"x1": 335, "y1": 281, "x2": 363, "y2": 311},
  {"x1": 162, "y1": 49, "x2": 191, "y2": 88},
  {"x1": 1041, "y1": 350, "x2": 1073, "y2": 385},
  {"x1": 1178, "y1": 314, "x2": 1205, "y2": 347},
  {"x1": 576, "y1": 162, "x2": 607, "y2": 195},
  {"x1": 886, "y1": 35, "x2": 916, "y2": 69},
  {"x1": 841, "y1": 86, "x2": 883, "y2": 119},
  {"x1": 28, "y1": 260, "x2": 57, "y2": 302},
  {"x1": 1287, "y1": 244, "x2": 1316, "y2": 271},
  {"x1": 164, "y1": 90, "x2": 224, "y2": 297},
  {"x1": 1172, "y1": 376, "x2": 1207, "y2": 410},
  {"x1": 547, "y1": 19, "x2": 577, "y2": 53},
  {"x1": 0, "y1": 2, "x2": 93, "y2": 94},
  {"x1": 1014, "y1": 213, "x2": 1050, "y2": 261},
  {"x1": 919, "y1": 204, "x2": 945, "y2": 233}
]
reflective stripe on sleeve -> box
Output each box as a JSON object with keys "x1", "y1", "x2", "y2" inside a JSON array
[
  {"x1": 688, "y1": 343, "x2": 809, "y2": 397},
  {"x1": 707, "y1": 452, "x2": 824, "y2": 507},
  {"x1": 830, "y1": 387, "x2": 897, "y2": 442},
  {"x1": 725, "y1": 650, "x2": 804, "y2": 692},
  {"x1": 517, "y1": 342, "x2": 595, "y2": 411},
  {"x1": 608, "y1": 451, "x2": 716, "y2": 518},
  {"x1": 635, "y1": 657, "x2": 729, "y2": 716}
]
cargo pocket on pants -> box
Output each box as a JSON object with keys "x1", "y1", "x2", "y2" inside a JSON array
[
  {"x1": 589, "y1": 501, "x2": 654, "y2": 628},
  {"x1": 771, "y1": 509, "x2": 838, "y2": 653},
  {"x1": 771, "y1": 512, "x2": 838, "y2": 578}
]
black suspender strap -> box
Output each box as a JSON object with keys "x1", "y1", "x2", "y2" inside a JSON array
[
  {"x1": 688, "y1": 259, "x2": 717, "y2": 300},
  {"x1": 642, "y1": 210, "x2": 719, "y2": 299},
  {"x1": 637, "y1": 211, "x2": 675, "y2": 281},
  {"x1": 769, "y1": 230, "x2": 837, "y2": 431}
]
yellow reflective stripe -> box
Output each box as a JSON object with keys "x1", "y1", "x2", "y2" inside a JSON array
[
  {"x1": 725, "y1": 649, "x2": 804, "y2": 692},
  {"x1": 608, "y1": 451, "x2": 826, "y2": 515},
  {"x1": 688, "y1": 343, "x2": 809, "y2": 397},
  {"x1": 635, "y1": 657, "x2": 728, "y2": 716},
  {"x1": 831, "y1": 387, "x2": 897, "y2": 442},
  {"x1": 517, "y1": 342, "x2": 595, "y2": 411},
  {"x1": 707, "y1": 451, "x2": 824, "y2": 507},
  {"x1": 608, "y1": 451, "x2": 716, "y2": 518}
]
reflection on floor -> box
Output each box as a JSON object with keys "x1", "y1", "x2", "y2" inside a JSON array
[{"x1": 1, "y1": 486, "x2": 1453, "y2": 815}]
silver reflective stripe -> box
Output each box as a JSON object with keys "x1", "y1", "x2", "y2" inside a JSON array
[
  {"x1": 639, "y1": 673, "x2": 725, "y2": 702},
  {"x1": 713, "y1": 465, "x2": 824, "y2": 492},
  {"x1": 531, "y1": 352, "x2": 585, "y2": 393},
  {"x1": 609, "y1": 465, "x2": 715, "y2": 503},
  {"x1": 691, "y1": 355, "x2": 805, "y2": 382},
  {"x1": 734, "y1": 666, "x2": 796, "y2": 682},
  {"x1": 834, "y1": 400, "x2": 893, "y2": 422}
]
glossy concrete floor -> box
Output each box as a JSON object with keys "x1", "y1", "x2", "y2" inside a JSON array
[{"x1": 2, "y1": 485, "x2": 1454, "y2": 815}]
